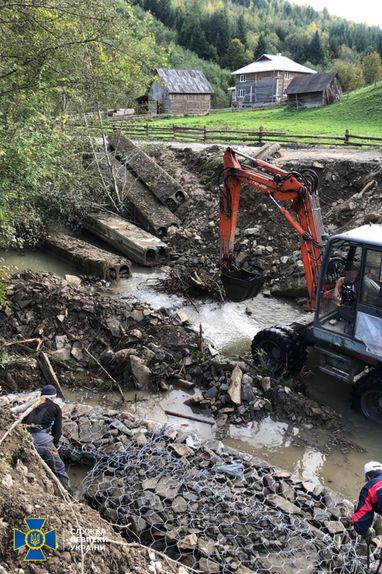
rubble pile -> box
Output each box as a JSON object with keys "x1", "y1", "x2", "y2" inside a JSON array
[
  {"x1": 0, "y1": 406, "x2": 193, "y2": 574},
  {"x1": 0, "y1": 271, "x2": 214, "y2": 393},
  {"x1": 49, "y1": 402, "x2": 361, "y2": 574}
]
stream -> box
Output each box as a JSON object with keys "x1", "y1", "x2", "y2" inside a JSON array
[{"x1": 1, "y1": 247, "x2": 380, "y2": 499}]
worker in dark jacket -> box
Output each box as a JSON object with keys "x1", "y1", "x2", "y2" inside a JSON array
[
  {"x1": 352, "y1": 461, "x2": 382, "y2": 540},
  {"x1": 22, "y1": 384, "x2": 68, "y2": 488}
]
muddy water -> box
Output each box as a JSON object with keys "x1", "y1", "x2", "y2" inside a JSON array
[{"x1": 1, "y1": 249, "x2": 379, "y2": 499}]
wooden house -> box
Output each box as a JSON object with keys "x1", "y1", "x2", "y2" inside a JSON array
[
  {"x1": 147, "y1": 68, "x2": 213, "y2": 115},
  {"x1": 232, "y1": 54, "x2": 316, "y2": 107},
  {"x1": 286, "y1": 72, "x2": 343, "y2": 108}
]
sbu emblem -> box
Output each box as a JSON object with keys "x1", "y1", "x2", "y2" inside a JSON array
[{"x1": 14, "y1": 518, "x2": 57, "y2": 561}]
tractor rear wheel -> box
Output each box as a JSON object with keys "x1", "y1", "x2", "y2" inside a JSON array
[
  {"x1": 251, "y1": 325, "x2": 307, "y2": 377},
  {"x1": 351, "y1": 370, "x2": 382, "y2": 424}
]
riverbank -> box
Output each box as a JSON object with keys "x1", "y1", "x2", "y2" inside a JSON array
[{"x1": 0, "y1": 395, "x2": 367, "y2": 574}]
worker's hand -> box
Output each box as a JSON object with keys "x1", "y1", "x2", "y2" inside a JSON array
[{"x1": 362, "y1": 527, "x2": 375, "y2": 542}]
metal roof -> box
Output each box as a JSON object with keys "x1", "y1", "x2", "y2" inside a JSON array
[
  {"x1": 286, "y1": 72, "x2": 338, "y2": 95},
  {"x1": 331, "y1": 225, "x2": 382, "y2": 248},
  {"x1": 155, "y1": 68, "x2": 213, "y2": 94},
  {"x1": 233, "y1": 54, "x2": 317, "y2": 76}
]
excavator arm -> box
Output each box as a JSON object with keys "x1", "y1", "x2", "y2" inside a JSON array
[{"x1": 220, "y1": 147, "x2": 326, "y2": 309}]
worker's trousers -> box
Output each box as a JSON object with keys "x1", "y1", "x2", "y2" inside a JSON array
[{"x1": 32, "y1": 431, "x2": 69, "y2": 487}]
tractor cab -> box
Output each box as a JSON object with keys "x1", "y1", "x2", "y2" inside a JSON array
[{"x1": 311, "y1": 225, "x2": 382, "y2": 384}]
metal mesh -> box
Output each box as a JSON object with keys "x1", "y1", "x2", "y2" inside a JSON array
[{"x1": 60, "y1": 425, "x2": 374, "y2": 574}]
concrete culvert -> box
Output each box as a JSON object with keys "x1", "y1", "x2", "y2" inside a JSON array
[
  {"x1": 157, "y1": 247, "x2": 168, "y2": 263},
  {"x1": 157, "y1": 227, "x2": 167, "y2": 238},
  {"x1": 119, "y1": 265, "x2": 131, "y2": 278},
  {"x1": 146, "y1": 249, "x2": 157, "y2": 265}
]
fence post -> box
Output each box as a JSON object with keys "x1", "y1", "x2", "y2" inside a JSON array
[
  {"x1": 145, "y1": 123, "x2": 149, "y2": 138},
  {"x1": 259, "y1": 125, "x2": 264, "y2": 145},
  {"x1": 344, "y1": 129, "x2": 350, "y2": 145},
  {"x1": 203, "y1": 125, "x2": 207, "y2": 142},
  {"x1": 173, "y1": 124, "x2": 176, "y2": 140}
]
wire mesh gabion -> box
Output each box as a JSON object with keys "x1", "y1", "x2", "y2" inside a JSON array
[{"x1": 60, "y1": 411, "x2": 373, "y2": 574}]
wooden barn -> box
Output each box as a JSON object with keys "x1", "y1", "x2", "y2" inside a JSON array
[
  {"x1": 232, "y1": 53, "x2": 316, "y2": 107},
  {"x1": 147, "y1": 68, "x2": 213, "y2": 115},
  {"x1": 286, "y1": 72, "x2": 343, "y2": 108}
]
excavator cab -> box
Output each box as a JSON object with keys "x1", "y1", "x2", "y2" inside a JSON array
[{"x1": 251, "y1": 225, "x2": 382, "y2": 424}]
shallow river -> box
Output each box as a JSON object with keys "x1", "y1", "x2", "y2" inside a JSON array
[{"x1": 2, "y1": 248, "x2": 380, "y2": 499}]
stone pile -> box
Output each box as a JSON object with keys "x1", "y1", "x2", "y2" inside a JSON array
[
  {"x1": 0, "y1": 271, "x2": 216, "y2": 393},
  {"x1": 53, "y1": 402, "x2": 363, "y2": 574},
  {"x1": 0, "y1": 404, "x2": 193, "y2": 574},
  {"x1": 185, "y1": 357, "x2": 343, "y2": 432}
]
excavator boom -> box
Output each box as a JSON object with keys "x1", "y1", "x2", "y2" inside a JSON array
[{"x1": 220, "y1": 147, "x2": 326, "y2": 309}]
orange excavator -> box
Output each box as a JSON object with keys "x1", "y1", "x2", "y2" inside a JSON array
[
  {"x1": 219, "y1": 147, "x2": 382, "y2": 423},
  {"x1": 220, "y1": 146, "x2": 326, "y2": 308}
]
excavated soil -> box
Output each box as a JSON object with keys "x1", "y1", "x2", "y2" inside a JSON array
[{"x1": 145, "y1": 143, "x2": 382, "y2": 300}]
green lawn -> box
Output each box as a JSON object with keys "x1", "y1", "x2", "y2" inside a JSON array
[{"x1": 147, "y1": 82, "x2": 382, "y2": 138}]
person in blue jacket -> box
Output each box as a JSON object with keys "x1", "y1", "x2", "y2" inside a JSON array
[{"x1": 352, "y1": 461, "x2": 382, "y2": 540}]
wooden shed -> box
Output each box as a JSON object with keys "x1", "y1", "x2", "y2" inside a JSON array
[
  {"x1": 148, "y1": 68, "x2": 213, "y2": 115},
  {"x1": 286, "y1": 72, "x2": 343, "y2": 108}
]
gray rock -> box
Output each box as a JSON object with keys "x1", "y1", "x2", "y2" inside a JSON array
[
  {"x1": 110, "y1": 419, "x2": 133, "y2": 436},
  {"x1": 136, "y1": 491, "x2": 163, "y2": 512},
  {"x1": 178, "y1": 533, "x2": 198, "y2": 550},
  {"x1": 130, "y1": 355, "x2": 152, "y2": 390},
  {"x1": 205, "y1": 386, "x2": 218, "y2": 399},
  {"x1": 324, "y1": 520, "x2": 346, "y2": 535},
  {"x1": 199, "y1": 558, "x2": 220, "y2": 573},
  {"x1": 267, "y1": 494, "x2": 302, "y2": 515},
  {"x1": 313, "y1": 508, "x2": 331, "y2": 523},
  {"x1": 155, "y1": 477, "x2": 180, "y2": 500},
  {"x1": 172, "y1": 496, "x2": 188, "y2": 513}
]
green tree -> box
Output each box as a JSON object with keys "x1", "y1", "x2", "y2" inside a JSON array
[
  {"x1": 223, "y1": 38, "x2": 251, "y2": 70},
  {"x1": 308, "y1": 31, "x2": 326, "y2": 65},
  {"x1": 362, "y1": 51, "x2": 382, "y2": 85},
  {"x1": 0, "y1": 0, "x2": 166, "y2": 248},
  {"x1": 334, "y1": 60, "x2": 365, "y2": 92},
  {"x1": 254, "y1": 33, "x2": 267, "y2": 60}
]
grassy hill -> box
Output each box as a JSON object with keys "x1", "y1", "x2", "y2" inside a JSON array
[{"x1": 149, "y1": 82, "x2": 382, "y2": 137}]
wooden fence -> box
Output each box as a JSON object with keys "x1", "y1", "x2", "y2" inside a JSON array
[{"x1": 73, "y1": 120, "x2": 382, "y2": 147}]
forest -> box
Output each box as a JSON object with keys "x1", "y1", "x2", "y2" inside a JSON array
[{"x1": 135, "y1": 0, "x2": 382, "y2": 96}]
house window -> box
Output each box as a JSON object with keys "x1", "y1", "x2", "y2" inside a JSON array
[
  {"x1": 285, "y1": 72, "x2": 290, "y2": 79},
  {"x1": 237, "y1": 89, "x2": 245, "y2": 98},
  {"x1": 239, "y1": 74, "x2": 246, "y2": 82}
]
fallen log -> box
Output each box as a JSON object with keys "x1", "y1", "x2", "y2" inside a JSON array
[
  {"x1": 254, "y1": 143, "x2": 281, "y2": 161},
  {"x1": 84, "y1": 212, "x2": 169, "y2": 266},
  {"x1": 44, "y1": 232, "x2": 131, "y2": 282},
  {"x1": 92, "y1": 151, "x2": 179, "y2": 237},
  {"x1": 108, "y1": 134, "x2": 188, "y2": 211}
]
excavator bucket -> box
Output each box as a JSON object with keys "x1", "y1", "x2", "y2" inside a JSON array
[{"x1": 221, "y1": 266, "x2": 266, "y2": 302}]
